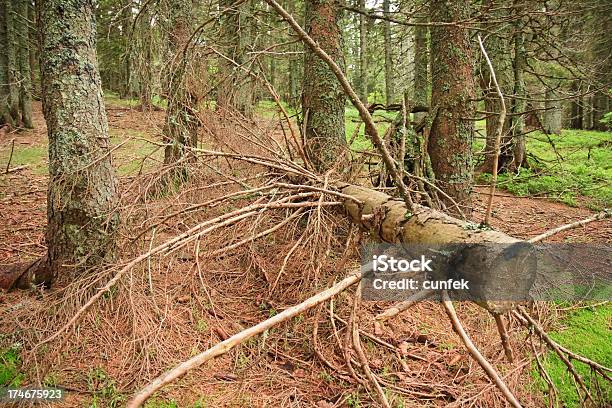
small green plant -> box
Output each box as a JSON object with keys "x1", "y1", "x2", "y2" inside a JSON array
[
  {"x1": 87, "y1": 367, "x2": 124, "y2": 408},
  {"x1": 598, "y1": 111, "x2": 612, "y2": 131},
  {"x1": 235, "y1": 351, "x2": 250, "y2": 370},
  {"x1": 319, "y1": 370, "x2": 334, "y2": 383},
  {"x1": 0, "y1": 344, "x2": 25, "y2": 387},
  {"x1": 195, "y1": 318, "x2": 208, "y2": 333},
  {"x1": 346, "y1": 391, "x2": 362, "y2": 407},
  {"x1": 144, "y1": 399, "x2": 180, "y2": 408}
]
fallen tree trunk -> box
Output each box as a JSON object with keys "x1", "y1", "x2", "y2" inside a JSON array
[
  {"x1": 337, "y1": 183, "x2": 519, "y2": 245},
  {"x1": 335, "y1": 183, "x2": 534, "y2": 313}
]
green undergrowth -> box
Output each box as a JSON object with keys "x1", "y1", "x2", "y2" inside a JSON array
[
  {"x1": 0, "y1": 144, "x2": 48, "y2": 175},
  {"x1": 532, "y1": 303, "x2": 612, "y2": 407},
  {"x1": 109, "y1": 130, "x2": 163, "y2": 176},
  {"x1": 345, "y1": 105, "x2": 396, "y2": 150},
  {"x1": 479, "y1": 129, "x2": 611, "y2": 208},
  {"x1": 256, "y1": 100, "x2": 297, "y2": 119},
  {"x1": 104, "y1": 91, "x2": 167, "y2": 110},
  {"x1": 0, "y1": 343, "x2": 24, "y2": 387}
]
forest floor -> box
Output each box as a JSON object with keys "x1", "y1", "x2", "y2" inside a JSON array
[{"x1": 0, "y1": 99, "x2": 610, "y2": 407}]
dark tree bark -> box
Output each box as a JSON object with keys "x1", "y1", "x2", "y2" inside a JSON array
[
  {"x1": 480, "y1": 5, "x2": 514, "y2": 173},
  {"x1": 383, "y1": 0, "x2": 393, "y2": 105},
  {"x1": 357, "y1": 0, "x2": 367, "y2": 104},
  {"x1": 413, "y1": 15, "x2": 428, "y2": 123},
  {"x1": 429, "y1": 0, "x2": 475, "y2": 215},
  {"x1": 510, "y1": 18, "x2": 527, "y2": 169},
  {"x1": 1, "y1": 0, "x2": 34, "y2": 128},
  {"x1": 40, "y1": 0, "x2": 120, "y2": 280},
  {"x1": 592, "y1": 91, "x2": 610, "y2": 131},
  {"x1": 0, "y1": 0, "x2": 11, "y2": 125},
  {"x1": 302, "y1": 0, "x2": 346, "y2": 171},
  {"x1": 286, "y1": 0, "x2": 300, "y2": 107},
  {"x1": 28, "y1": 1, "x2": 37, "y2": 91},
  {"x1": 17, "y1": 0, "x2": 33, "y2": 128},
  {"x1": 4, "y1": 0, "x2": 20, "y2": 125},
  {"x1": 120, "y1": 0, "x2": 132, "y2": 99},
  {"x1": 570, "y1": 82, "x2": 583, "y2": 129},
  {"x1": 217, "y1": 0, "x2": 254, "y2": 118},
  {"x1": 136, "y1": 0, "x2": 153, "y2": 110}
]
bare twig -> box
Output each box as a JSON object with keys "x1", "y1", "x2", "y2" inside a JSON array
[
  {"x1": 528, "y1": 210, "x2": 610, "y2": 243},
  {"x1": 515, "y1": 306, "x2": 611, "y2": 376},
  {"x1": 493, "y1": 313, "x2": 514, "y2": 363},
  {"x1": 515, "y1": 307, "x2": 596, "y2": 403},
  {"x1": 351, "y1": 283, "x2": 391, "y2": 408},
  {"x1": 442, "y1": 291, "x2": 523, "y2": 408},
  {"x1": 5, "y1": 138, "x2": 15, "y2": 174}
]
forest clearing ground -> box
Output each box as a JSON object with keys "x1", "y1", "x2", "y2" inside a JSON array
[{"x1": 0, "y1": 100, "x2": 610, "y2": 407}]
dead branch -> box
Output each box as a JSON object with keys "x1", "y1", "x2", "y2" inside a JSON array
[
  {"x1": 515, "y1": 307, "x2": 596, "y2": 403},
  {"x1": 35, "y1": 194, "x2": 339, "y2": 349},
  {"x1": 493, "y1": 313, "x2": 514, "y2": 363},
  {"x1": 5, "y1": 138, "x2": 15, "y2": 173},
  {"x1": 528, "y1": 210, "x2": 610, "y2": 243},
  {"x1": 127, "y1": 272, "x2": 362, "y2": 407},
  {"x1": 442, "y1": 291, "x2": 523, "y2": 408},
  {"x1": 515, "y1": 306, "x2": 611, "y2": 376},
  {"x1": 350, "y1": 283, "x2": 391, "y2": 408},
  {"x1": 478, "y1": 35, "x2": 507, "y2": 226}
]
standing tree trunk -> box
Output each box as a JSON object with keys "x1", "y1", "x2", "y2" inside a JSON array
[
  {"x1": 287, "y1": 0, "x2": 300, "y2": 108},
  {"x1": 302, "y1": 0, "x2": 346, "y2": 171},
  {"x1": 5, "y1": 0, "x2": 20, "y2": 126},
  {"x1": 429, "y1": 0, "x2": 475, "y2": 215},
  {"x1": 162, "y1": 0, "x2": 198, "y2": 174},
  {"x1": 120, "y1": 0, "x2": 132, "y2": 99},
  {"x1": 28, "y1": 1, "x2": 37, "y2": 92},
  {"x1": 383, "y1": 0, "x2": 393, "y2": 105},
  {"x1": 217, "y1": 0, "x2": 254, "y2": 118},
  {"x1": 413, "y1": 14, "x2": 428, "y2": 123},
  {"x1": 40, "y1": 0, "x2": 120, "y2": 279},
  {"x1": 357, "y1": 0, "x2": 367, "y2": 104},
  {"x1": 511, "y1": 18, "x2": 527, "y2": 169},
  {"x1": 543, "y1": 85, "x2": 562, "y2": 135},
  {"x1": 17, "y1": 0, "x2": 33, "y2": 128},
  {"x1": 480, "y1": 16, "x2": 514, "y2": 173},
  {"x1": 136, "y1": 0, "x2": 153, "y2": 111},
  {"x1": 592, "y1": 91, "x2": 609, "y2": 131},
  {"x1": 0, "y1": 0, "x2": 11, "y2": 125},
  {"x1": 570, "y1": 82, "x2": 583, "y2": 129}
]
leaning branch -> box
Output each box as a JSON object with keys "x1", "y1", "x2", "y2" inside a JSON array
[
  {"x1": 127, "y1": 272, "x2": 362, "y2": 407},
  {"x1": 478, "y1": 35, "x2": 507, "y2": 226}
]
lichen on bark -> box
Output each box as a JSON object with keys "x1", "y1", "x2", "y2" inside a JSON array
[
  {"x1": 40, "y1": 0, "x2": 119, "y2": 280},
  {"x1": 428, "y1": 0, "x2": 476, "y2": 215},
  {"x1": 302, "y1": 0, "x2": 346, "y2": 171}
]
